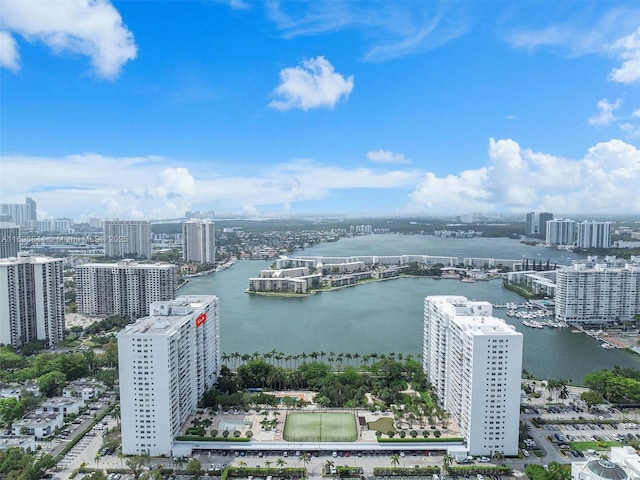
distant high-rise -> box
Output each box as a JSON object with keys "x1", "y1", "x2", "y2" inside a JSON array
[
  {"x1": 538, "y1": 212, "x2": 553, "y2": 237},
  {"x1": 0, "y1": 197, "x2": 37, "y2": 229},
  {"x1": 546, "y1": 219, "x2": 576, "y2": 245},
  {"x1": 77, "y1": 260, "x2": 178, "y2": 318},
  {"x1": 0, "y1": 223, "x2": 19, "y2": 259},
  {"x1": 525, "y1": 211, "x2": 553, "y2": 236},
  {"x1": 182, "y1": 219, "x2": 216, "y2": 264},
  {"x1": 577, "y1": 221, "x2": 611, "y2": 249},
  {"x1": 103, "y1": 220, "x2": 152, "y2": 259},
  {"x1": 423, "y1": 295, "x2": 523, "y2": 456},
  {"x1": 118, "y1": 295, "x2": 220, "y2": 456},
  {"x1": 525, "y1": 212, "x2": 536, "y2": 236},
  {"x1": 0, "y1": 253, "x2": 65, "y2": 348}
]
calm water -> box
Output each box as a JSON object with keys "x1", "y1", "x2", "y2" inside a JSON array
[{"x1": 180, "y1": 235, "x2": 640, "y2": 383}]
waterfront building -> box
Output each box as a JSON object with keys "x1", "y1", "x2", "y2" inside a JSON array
[
  {"x1": 546, "y1": 219, "x2": 577, "y2": 246},
  {"x1": 555, "y1": 258, "x2": 640, "y2": 324},
  {"x1": 248, "y1": 267, "x2": 322, "y2": 293},
  {"x1": 182, "y1": 219, "x2": 216, "y2": 264},
  {"x1": 0, "y1": 223, "x2": 19, "y2": 259},
  {"x1": 423, "y1": 295, "x2": 523, "y2": 456},
  {"x1": 118, "y1": 295, "x2": 220, "y2": 456},
  {"x1": 0, "y1": 197, "x2": 37, "y2": 229},
  {"x1": 505, "y1": 270, "x2": 557, "y2": 297},
  {"x1": 538, "y1": 212, "x2": 554, "y2": 237},
  {"x1": 37, "y1": 218, "x2": 74, "y2": 233},
  {"x1": 103, "y1": 220, "x2": 152, "y2": 259},
  {"x1": 577, "y1": 221, "x2": 612, "y2": 249},
  {"x1": 0, "y1": 253, "x2": 65, "y2": 348},
  {"x1": 76, "y1": 260, "x2": 178, "y2": 318}
]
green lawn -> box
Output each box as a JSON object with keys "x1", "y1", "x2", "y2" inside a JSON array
[
  {"x1": 284, "y1": 413, "x2": 357, "y2": 442},
  {"x1": 569, "y1": 441, "x2": 622, "y2": 451},
  {"x1": 367, "y1": 417, "x2": 396, "y2": 434}
]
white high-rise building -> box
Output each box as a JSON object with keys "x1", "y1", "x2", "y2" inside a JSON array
[
  {"x1": 577, "y1": 221, "x2": 612, "y2": 249},
  {"x1": 423, "y1": 295, "x2": 523, "y2": 456},
  {"x1": 118, "y1": 295, "x2": 220, "y2": 456},
  {"x1": 76, "y1": 260, "x2": 178, "y2": 318},
  {"x1": 0, "y1": 253, "x2": 65, "y2": 348},
  {"x1": 0, "y1": 198, "x2": 37, "y2": 229},
  {"x1": 182, "y1": 219, "x2": 216, "y2": 264},
  {"x1": 103, "y1": 221, "x2": 152, "y2": 259},
  {"x1": 555, "y1": 258, "x2": 640, "y2": 324},
  {"x1": 546, "y1": 219, "x2": 577, "y2": 246},
  {"x1": 0, "y1": 223, "x2": 19, "y2": 259}
]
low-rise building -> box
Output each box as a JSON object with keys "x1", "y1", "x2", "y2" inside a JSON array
[
  {"x1": 63, "y1": 381, "x2": 102, "y2": 401},
  {"x1": 572, "y1": 446, "x2": 640, "y2": 480},
  {"x1": 12, "y1": 412, "x2": 63, "y2": 439},
  {"x1": 0, "y1": 435, "x2": 37, "y2": 453},
  {"x1": 41, "y1": 396, "x2": 84, "y2": 416}
]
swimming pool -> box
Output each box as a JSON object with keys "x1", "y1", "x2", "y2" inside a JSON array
[{"x1": 218, "y1": 420, "x2": 254, "y2": 431}]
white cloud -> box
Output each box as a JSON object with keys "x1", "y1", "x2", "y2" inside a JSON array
[
  {"x1": 609, "y1": 27, "x2": 640, "y2": 84},
  {"x1": 0, "y1": 30, "x2": 19, "y2": 71},
  {"x1": 404, "y1": 138, "x2": 640, "y2": 215},
  {"x1": 0, "y1": 0, "x2": 137, "y2": 79},
  {"x1": 269, "y1": 56, "x2": 354, "y2": 111},
  {"x1": 266, "y1": 1, "x2": 468, "y2": 63},
  {"x1": 589, "y1": 98, "x2": 622, "y2": 126},
  {"x1": 367, "y1": 149, "x2": 410, "y2": 164}
]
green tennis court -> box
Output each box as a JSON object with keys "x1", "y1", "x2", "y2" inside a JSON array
[{"x1": 283, "y1": 412, "x2": 357, "y2": 442}]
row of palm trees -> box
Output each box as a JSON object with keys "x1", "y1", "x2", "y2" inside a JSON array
[{"x1": 221, "y1": 350, "x2": 422, "y2": 370}]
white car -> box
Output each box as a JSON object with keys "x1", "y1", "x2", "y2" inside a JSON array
[{"x1": 478, "y1": 456, "x2": 491, "y2": 463}]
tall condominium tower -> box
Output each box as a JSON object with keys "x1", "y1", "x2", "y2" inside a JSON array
[
  {"x1": 182, "y1": 219, "x2": 216, "y2": 264},
  {"x1": 0, "y1": 253, "x2": 65, "y2": 348},
  {"x1": 76, "y1": 260, "x2": 178, "y2": 318},
  {"x1": 555, "y1": 259, "x2": 640, "y2": 324},
  {"x1": 423, "y1": 295, "x2": 523, "y2": 456},
  {"x1": 546, "y1": 219, "x2": 577, "y2": 246},
  {"x1": 525, "y1": 212, "x2": 536, "y2": 236},
  {"x1": 118, "y1": 295, "x2": 220, "y2": 456},
  {"x1": 577, "y1": 221, "x2": 612, "y2": 249},
  {"x1": 0, "y1": 223, "x2": 20, "y2": 259},
  {"x1": 103, "y1": 220, "x2": 152, "y2": 259},
  {"x1": 538, "y1": 212, "x2": 553, "y2": 237},
  {"x1": 0, "y1": 197, "x2": 37, "y2": 229}
]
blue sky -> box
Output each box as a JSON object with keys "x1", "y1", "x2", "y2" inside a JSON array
[{"x1": 1, "y1": 0, "x2": 639, "y2": 220}]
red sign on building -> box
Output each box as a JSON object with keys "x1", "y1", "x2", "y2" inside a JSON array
[{"x1": 195, "y1": 312, "x2": 207, "y2": 327}]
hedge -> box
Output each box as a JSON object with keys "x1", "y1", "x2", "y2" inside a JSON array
[
  {"x1": 377, "y1": 437, "x2": 464, "y2": 443},
  {"x1": 174, "y1": 436, "x2": 251, "y2": 442}
]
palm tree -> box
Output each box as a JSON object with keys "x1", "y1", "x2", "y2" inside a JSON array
[
  {"x1": 390, "y1": 454, "x2": 400, "y2": 468},
  {"x1": 493, "y1": 451, "x2": 505, "y2": 463},
  {"x1": 265, "y1": 460, "x2": 273, "y2": 470},
  {"x1": 276, "y1": 458, "x2": 286, "y2": 471},
  {"x1": 174, "y1": 456, "x2": 187, "y2": 473},
  {"x1": 442, "y1": 454, "x2": 453, "y2": 470},
  {"x1": 94, "y1": 452, "x2": 102, "y2": 470},
  {"x1": 112, "y1": 404, "x2": 121, "y2": 427},
  {"x1": 238, "y1": 460, "x2": 248, "y2": 470},
  {"x1": 298, "y1": 453, "x2": 311, "y2": 474}
]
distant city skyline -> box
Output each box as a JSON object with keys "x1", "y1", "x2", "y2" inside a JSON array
[{"x1": 1, "y1": 1, "x2": 639, "y2": 220}]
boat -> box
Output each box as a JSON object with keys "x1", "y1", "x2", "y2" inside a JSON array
[
  {"x1": 461, "y1": 277, "x2": 476, "y2": 283},
  {"x1": 601, "y1": 343, "x2": 616, "y2": 349}
]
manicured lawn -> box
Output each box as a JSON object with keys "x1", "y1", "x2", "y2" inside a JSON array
[
  {"x1": 284, "y1": 412, "x2": 356, "y2": 442},
  {"x1": 368, "y1": 417, "x2": 396, "y2": 434},
  {"x1": 569, "y1": 441, "x2": 622, "y2": 451}
]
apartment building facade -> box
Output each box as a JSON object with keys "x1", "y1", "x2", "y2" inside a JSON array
[
  {"x1": 76, "y1": 260, "x2": 178, "y2": 318},
  {"x1": 103, "y1": 220, "x2": 152, "y2": 259},
  {"x1": 118, "y1": 295, "x2": 220, "y2": 456},
  {"x1": 555, "y1": 258, "x2": 640, "y2": 324},
  {"x1": 0, "y1": 253, "x2": 65, "y2": 348},
  {"x1": 423, "y1": 295, "x2": 523, "y2": 456},
  {"x1": 182, "y1": 219, "x2": 216, "y2": 264}
]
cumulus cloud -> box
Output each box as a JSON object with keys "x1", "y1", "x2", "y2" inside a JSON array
[
  {"x1": 609, "y1": 27, "x2": 640, "y2": 84},
  {"x1": 269, "y1": 56, "x2": 354, "y2": 111},
  {"x1": 404, "y1": 138, "x2": 640, "y2": 215},
  {"x1": 0, "y1": 30, "x2": 19, "y2": 71},
  {"x1": 367, "y1": 149, "x2": 410, "y2": 164},
  {"x1": 0, "y1": 0, "x2": 137, "y2": 78},
  {"x1": 589, "y1": 98, "x2": 622, "y2": 126}
]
